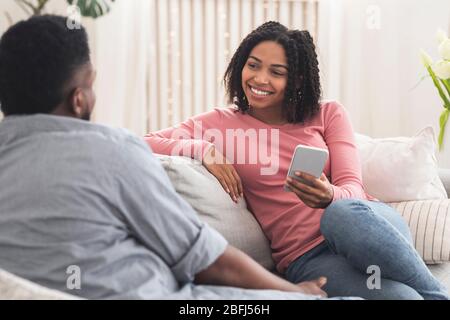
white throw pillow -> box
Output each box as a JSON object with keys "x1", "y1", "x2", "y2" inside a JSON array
[
  {"x1": 355, "y1": 127, "x2": 447, "y2": 202},
  {"x1": 156, "y1": 155, "x2": 275, "y2": 270},
  {"x1": 388, "y1": 199, "x2": 450, "y2": 264}
]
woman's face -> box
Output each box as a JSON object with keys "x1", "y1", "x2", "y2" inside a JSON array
[{"x1": 241, "y1": 41, "x2": 288, "y2": 111}]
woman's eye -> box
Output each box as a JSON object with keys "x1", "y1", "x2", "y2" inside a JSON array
[
  {"x1": 248, "y1": 63, "x2": 257, "y2": 69},
  {"x1": 272, "y1": 70, "x2": 285, "y2": 76}
]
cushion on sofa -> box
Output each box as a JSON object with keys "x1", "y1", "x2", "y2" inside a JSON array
[
  {"x1": 157, "y1": 155, "x2": 275, "y2": 270},
  {"x1": 355, "y1": 127, "x2": 447, "y2": 203},
  {"x1": 388, "y1": 199, "x2": 450, "y2": 264},
  {"x1": 0, "y1": 268, "x2": 79, "y2": 300}
]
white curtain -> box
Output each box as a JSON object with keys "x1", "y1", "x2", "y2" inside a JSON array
[
  {"x1": 1, "y1": 0, "x2": 319, "y2": 134},
  {"x1": 91, "y1": 0, "x2": 320, "y2": 135},
  {"x1": 318, "y1": 0, "x2": 450, "y2": 141},
  {"x1": 90, "y1": 0, "x2": 151, "y2": 136}
]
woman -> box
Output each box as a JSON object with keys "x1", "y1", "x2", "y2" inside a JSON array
[{"x1": 145, "y1": 21, "x2": 448, "y2": 299}]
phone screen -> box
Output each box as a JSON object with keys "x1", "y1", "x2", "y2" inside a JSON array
[{"x1": 285, "y1": 145, "x2": 329, "y2": 190}]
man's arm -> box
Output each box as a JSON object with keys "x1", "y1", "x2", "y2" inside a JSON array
[
  {"x1": 115, "y1": 136, "x2": 326, "y2": 297},
  {"x1": 195, "y1": 245, "x2": 327, "y2": 297}
]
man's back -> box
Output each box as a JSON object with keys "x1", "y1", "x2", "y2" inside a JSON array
[{"x1": 0, "y1": 114, "x2": 227, "y2": 299}]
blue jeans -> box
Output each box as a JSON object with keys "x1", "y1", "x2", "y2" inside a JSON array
[{"x1": 285, "y1": 199, "x2": 449, "y2": 300}]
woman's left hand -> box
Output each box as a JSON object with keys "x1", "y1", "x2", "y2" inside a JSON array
[{"x1": 285, "y1": 172, "x2": 334, "y2": 209}]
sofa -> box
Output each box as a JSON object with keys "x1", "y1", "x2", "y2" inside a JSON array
[
  {"x1": 157, "y1": 154, "x2": 450, "y2": 294},
  {"x1": 1, "y1": 127, "x2": 449, "y2": 299},
  {"x1": 154, "y1": 126, "x2": 450, "y2": 294}
]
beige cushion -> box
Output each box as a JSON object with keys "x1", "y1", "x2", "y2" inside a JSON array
[
  {"x1": 0, "y1": 269, "x2": 79, "y2": 300},
  {"x1": 157, "y1": 155, "x2": 275, "y2": 270},
  {"x1": 388, "y1": 199, "x2": 450, "y2": 263}
]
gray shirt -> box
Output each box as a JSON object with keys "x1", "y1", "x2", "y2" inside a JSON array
[
  {"x1": 0, "y1": 114, "x2": 321, "y2": 300},
  {"x1": 0, "y1": 114, "x2": 231, "y2": 299}
]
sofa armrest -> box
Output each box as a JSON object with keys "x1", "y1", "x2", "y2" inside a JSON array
[{"x1": 439, "y1": 168, "x2": 450, "y2": 198}]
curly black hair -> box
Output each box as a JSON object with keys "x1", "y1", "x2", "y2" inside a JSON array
[
  {"x1": 0, "y1": 15, "x2": 90, "y2": 116},
  {"x1": 224, "y1": 21, "x2": 321, "y2": 124}
]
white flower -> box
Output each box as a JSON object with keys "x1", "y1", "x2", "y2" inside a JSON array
[
  {"x1": 439, "y1": 39, "x2": 450, "y2": 60},
  {"x1": 420, "y1": 50, "x2": 433, "y2": 68},
  {"x1": 433, "y1": 60, "x2": 450, "y2": 80},
  {"x1": 436, "y1": 29, "x2": 448, "y2": 45}
]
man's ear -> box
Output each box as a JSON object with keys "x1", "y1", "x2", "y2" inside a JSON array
[{"x1": 69, "y1": 88, "x2": 85, "y2": 118}]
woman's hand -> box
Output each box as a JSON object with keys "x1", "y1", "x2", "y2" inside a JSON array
[
  {"x1": 202, "y1": 146, "x2": 243, "y2": 203},
  {"x1": 285, "y1": 171, "x2": 334, "y2": 209},
  {"x1": 296, "y1": 277, "x2": 328, "y2": 297}
]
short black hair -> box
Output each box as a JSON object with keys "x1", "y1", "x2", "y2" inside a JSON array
[
  {"x1": 224, "y1": 21, "x2": 321, "y2": 124},
  {"x1": 0, "y1": 15, "x2": 90, "y2": 116}
]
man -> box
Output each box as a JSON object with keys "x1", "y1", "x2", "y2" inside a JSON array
[{"x1": 0, "y1": 15, "x2": 327, "y2": 299}]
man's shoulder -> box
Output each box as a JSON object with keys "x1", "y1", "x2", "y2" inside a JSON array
[
  {"x1": 86, "y1": 122, "x2": 142, "y2": 146},
  {"x1": 71, "y1": 121, "x2": 150, "y2": 158},
  {"x1": 49, "y1": 115, "x2": 144, "y2": 146},
  {"x1": 1, "y1": 114, "x2": 148, "y2": 154}
]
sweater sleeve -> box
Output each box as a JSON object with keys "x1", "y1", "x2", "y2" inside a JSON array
[
  {"x1": 144, "y1": 109, "x2": 223, "y2": 161},
  {"x1": 323, "y1": 102, "x2": 368, "y2": 201}
]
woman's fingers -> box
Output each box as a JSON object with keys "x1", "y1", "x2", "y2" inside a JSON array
[
  {"x1": 203, "y1": 150, "x2": 242, "y2": 203},
  {"x1": 287, "y1": 176, "x2": 321, "y2": 195},
  {"x1": 294, "y1": 171, "x2": 322, "y2": 188},
  {"x1": 224, "y1": 166, "x2": 241, "y2": 201},
  {"x1": 215, "y1": 173, "x2": 230, "y2": 194},
  {"x1": 286, "y1": 181, "x2": 320, "y2": 207},
  {"x1": 230, "y1": 168, "x2": 244, "y2": 197},
  {"x1": 219, "y1": 169, "x2": 238, "y2": 202}
]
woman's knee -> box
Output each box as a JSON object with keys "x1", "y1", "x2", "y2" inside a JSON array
[
  {"x1": 320, "y1": 199, "x2": 368, "y2": 235},
  {"x1": 321, "y1": 200, "x2": 413, "y2": 244},
  {"x1": 369, "y1": 202, "x2": 413, "y2": 243}
]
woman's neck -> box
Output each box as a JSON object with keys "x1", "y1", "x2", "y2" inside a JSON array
[{"x1": 248, "y1": 106, "x2": 287, "y2": 125}]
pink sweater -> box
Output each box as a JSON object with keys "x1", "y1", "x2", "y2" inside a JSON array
[{"x1": 144, "y1": 101, "x2": 376, "y2": 273}]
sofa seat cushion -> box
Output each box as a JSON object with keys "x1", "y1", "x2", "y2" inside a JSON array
[{"x1": 0, "y1": 268, "x2": 79, "y2": 300}]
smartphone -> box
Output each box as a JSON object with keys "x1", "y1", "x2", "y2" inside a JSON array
[{"x1": 284, "y1": 144, "x2": 329, "y2": 191}]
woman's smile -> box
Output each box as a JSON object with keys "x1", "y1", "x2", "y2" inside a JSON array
[{"x1": 247, "y1": 84, "x2": 275, "y2": 98}]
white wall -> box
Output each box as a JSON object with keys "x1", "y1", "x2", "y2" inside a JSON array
[{"x1": 319, "y1": 0, "x2": 450, "y2": 141}]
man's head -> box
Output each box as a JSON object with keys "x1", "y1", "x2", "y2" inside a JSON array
[{"x1": 0, "y1": 15, "x2": 96, "y2": 120}]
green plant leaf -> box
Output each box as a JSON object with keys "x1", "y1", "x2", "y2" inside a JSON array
[
  {"x1": 410, "y1": 73, "x2": 431, "y2": 91},
  {"x1": 441, "y1": 78, "x2": 450, "y2": 98},
  {"x1": 439, "y1": 108, "x2": 450, "y2": 151},
  {"x1": 67, "y1": 0, "x2": 115, "y2": 18},
  {"x1": 426, "y1": 65, "x2": 450, "y2": 107}
]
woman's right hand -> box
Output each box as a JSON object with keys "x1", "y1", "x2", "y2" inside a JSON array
[
  {"x1": 296, "y1": 277, "x2": 328, "y2": 297},
  {"x1": 202, "y1": 146, "x2": 243, "y2": 203}
]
